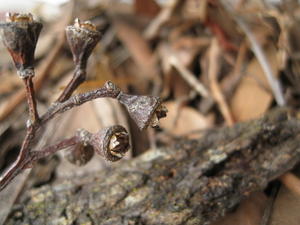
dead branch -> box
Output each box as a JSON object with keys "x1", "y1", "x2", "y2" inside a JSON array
[{"x1": 6, "y1": 107, "x2": 300, "y2": 225}]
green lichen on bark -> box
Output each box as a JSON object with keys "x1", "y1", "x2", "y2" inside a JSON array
[{"x1": 6, "y1": 108, "x2": 300, "y2": 225}]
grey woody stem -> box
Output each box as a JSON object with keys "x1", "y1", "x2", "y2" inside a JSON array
[
  {"x1": 0, "y1": 126, "x2": 35, "y2": 191},
  {"x1": 56, "y1": 65, "x2": 87, "y2": 102},
  {"x1": 28, "y1": 136, "x2": 79, "y2": 166},
  {"x1": 23, "y1": 77, "x2": 39, "y2": 124},
  {"x1": 0, "y1": 135, "x2": 79, "y2": 191},
  {"x1": 0, "y1": 82, "x2": 120, "y2": 191},
  {"x1": 42, "y1": 82, "x2": 121, "y2": 124},
  {"x1": 1, "y1": 75, "x2": 42, "y2": 190}
]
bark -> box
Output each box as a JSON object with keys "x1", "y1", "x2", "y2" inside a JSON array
[{"x1": 6, "y1": 107, "x2": 300, "y2": 225}]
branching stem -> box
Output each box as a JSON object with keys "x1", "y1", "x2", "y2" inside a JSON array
[{"x1": 0, "y1": 82, "x2": 121, "y2": 191}]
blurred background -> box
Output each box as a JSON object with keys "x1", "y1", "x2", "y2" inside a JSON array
[{"x1": 1, "y1": 0, "x2": 300, "y2": 224}]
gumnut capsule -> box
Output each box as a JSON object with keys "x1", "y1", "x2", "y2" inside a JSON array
[
  {"x1": 66, "y1": 18, "x2": 101, "y2": 68},
  {"x1": 0, "y1": 13, "x2": 43, "y2": 78},
  {"x1": 89, "y1": 125, "x2": 130, "y2": 162},
  {"x1": 64, "y1": 143, "x2": 94, "y2": 166},
  {"x1": 117, "y1": 92, "x2": 168, "y2": 130},
  {"x1": 64, "y1": 129, "x2": 94, "y2": 166}
]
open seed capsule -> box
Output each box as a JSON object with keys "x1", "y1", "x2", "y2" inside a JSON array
[
  {"x1": 66, "y1": 18, "x2": 101, "y2": 68},
  {"x1": 117, "y1": 92, "x2": 168, "y2": 130},
  {"x1": 0, "y1": 13, "x2": 43, "y2": 78},
  {"x1": 90, "y1": 125, "x2": 130, "y2": 162}
]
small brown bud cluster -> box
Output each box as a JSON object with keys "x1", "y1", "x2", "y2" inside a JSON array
[
  {"x1": 0, "y1": 13, "x2": 167, "y2": 191},
  {"x1": 65, "y1": 126, "x2": 130, "y2": 165}
]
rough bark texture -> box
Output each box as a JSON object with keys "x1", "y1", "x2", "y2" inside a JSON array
[{"x1": 6, "y1": 108, "x2": 300, "y2": 225}]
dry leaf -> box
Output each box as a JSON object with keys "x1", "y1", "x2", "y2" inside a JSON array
[
  {"x1": 158, "y1": 43, "x2": 199, "y2": 98},
  {"x1": 159, "y1": 101, "x2": 213, "y2": 136},
  {"x1": 0, "y1": 72, "x2": 22, "y2": 95},
  {"x1": 134, "y1": 0, "x2": 161, "y2": 18},
  {"x1": 113, "y1": 18, "x2": 157, "y2": 80},
  {"x1": 230, "y1": 46, "x2": 278, "y2": 121},
  {"x1": 269, "y1": 185, "x2": 300, "y2": 225},
  {"x1": 182, "y1": 0, "x2": 207, "y2": 21},
  {"x1": 212, "y1": 192, "x2": 268, "y2": 225}
]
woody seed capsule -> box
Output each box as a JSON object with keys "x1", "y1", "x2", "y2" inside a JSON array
[
  {"x1": 66, "y1": 18, "x2": 101, "y2": 68},
  {"x1": 117, "y1": 92, "x2": 168, "y2": 130},
  {"x1": 64, "y1": 143, "x2": 95, "y2": 166},
  {"x1": 64, "y1": 129, "x2": 95, "y2": 166},
  {"x1": 90, "y1": 125, "x2": 130, "y2": 162},
  {"x1": 0, "y1": 13, "x2": 42, "y2": 78}
]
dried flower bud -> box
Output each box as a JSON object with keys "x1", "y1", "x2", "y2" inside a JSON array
[
  {"x1": 117, "y1": 93, "x2": 168, "y2": 130},
  {"x1": 0, "y1": 12, "x2": 42, "y2": 78},
  {"x1": 66, "y1": 18, "x2": 101, "y2": 68},
  {"x1": 64, "y1": 143, "x2": 94, "y2": 166},
  {"x1": 89, "y1": 125, "x2": 130, "y2": 162}
]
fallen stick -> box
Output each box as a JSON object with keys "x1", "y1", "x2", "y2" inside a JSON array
[{"x1": 6, "y1": 107, "x2": 300, "y2": 225}]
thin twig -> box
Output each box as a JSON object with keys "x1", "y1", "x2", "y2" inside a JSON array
[
  {"x1": 42, "y1": 84, "x2": 121, "y2": 124},
  {"x1": 208, "y1": 38, "x2": 235, "y2": 126},
  {"x1": 56, "y1": 66, "x2": 86, "y2": 102},
  {"x1": 279, "y1": 172, "x2": 300, "y2": 196},
  {"x1": 28, "y1": 136, "x2": 79, "y2": 166},
  {"x1": 259, "y1": 173, "x2": 300, "y2": 225},
  {"x1": 222, "y1": 40, "x2": 247, "y2": 96},
  {"x1": 144, "y1": 0, "x2": 184, "y2": 40},
  {"x1": 260, "y1": 182, "x2": 280, "y2": 225},
  {"x1": 0, "y1": 125, "x2": 35, "y2": 191},
  {"x1": 221, "y1": 1, "x2": 286, "y2": 106},
  {"x1": 23, "y1": 77, "x2": 39, "y2": 123},
  {"x1": 169, "y1": 54, "x2": 209, "y2": 98}
]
